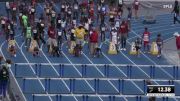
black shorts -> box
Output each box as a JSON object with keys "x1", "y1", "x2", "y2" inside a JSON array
[
  {"x1": 109, "y1": 18, "x2": 114, "y2": 22},
  {"x1": 135, "y1": 46, "x2": 140, "y2": 51}
]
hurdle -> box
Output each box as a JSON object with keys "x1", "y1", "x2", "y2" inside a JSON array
[
  {"x1": 14, "y1": 63, "x2": 179, "y2": 80},
  {"x1": 14, "y1": 63, "x2": 180, "y2": 67},
  {"x1": 21, "y1": 77, "x2": 180, "y2": 96}
]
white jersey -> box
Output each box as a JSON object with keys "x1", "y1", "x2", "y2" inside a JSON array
[
  {"x1": 101, "y1": 26, "x2": 106, "y2": 31},
  {"x1": 74, "y1": 4, "x2": 78, "y2": 10},
  {"x1": 88, "y1": 18, "x2": 92, "y2": 24},
  {"x1": 72, "y1": 19, "x2": 76, "y2": 25},
  {"x1": 135, "y1": 1, "x2": 139, "y2": 6},
  {"x1": 84, "y1": 23, "x2": 89, "y2": 30},
  {"x1": 6, "y1": 2, "x2": 10, "y2": 9},
  {"x1": 143, "y1": 34, "x2": 149, "y2": 42},
  {"x1": 61, "y1": 21, "x2": 66, "y2": 28},
  {"x1": 111, "y1": 31, "x2": 118, "y2": 44},
  {"x1": 119, "y1": 0, "x2": 123, "y2": 5},
  {"x1": 115, "y1": 20, "x2": 120, "y2": 28},
  {"x1": 1, "y1": 20, "x2": 5, "y2": 24}
]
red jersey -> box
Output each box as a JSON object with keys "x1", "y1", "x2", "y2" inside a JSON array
[
  {"x1": 143, "y1": 31, "x2": 150, "y2": 42},
  {"x1": 176, "y1": 36, "x2": 180, "y2": 49},
  {"x1": 119, "y1": 23, "x2": 128, "y2": 34},
  {"x1": 48, "y1": 27, "x2": 56, "y2": 39},
  {"x1": 90, "y1": 31, "x2": 98, "y2": 43}
]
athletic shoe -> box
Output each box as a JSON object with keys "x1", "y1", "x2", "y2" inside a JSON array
[
  {"x1": 123, "y1": 48, "x2": 126, "y2": 51},
  {"x1": 14, "y1": 54, "x2": 16, "y2": 57},
  {"x1": 120, "y1": 48, "x2": 123, "y2": 51},
  {"x1": 157, "y1": 55, "x2": 161, "y2": 58}
]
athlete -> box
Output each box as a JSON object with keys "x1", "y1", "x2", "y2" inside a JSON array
[
  {"x1": 133, "y1": 0, "x2": 140, "y2": 19},
  {"x1": 142, "y1": 27, "x2": 150, "y2": 53},
  {"x1": 156, "y1": 34, "x2": 163, "y2": 58}
]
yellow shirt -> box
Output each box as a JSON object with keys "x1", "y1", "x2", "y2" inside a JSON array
[
  {"x1": 8, "y1": 40, "x2": 15, "y2": 48},
  {"x1": 74, "y1": 28, "x2": 86, "y2": 39}
]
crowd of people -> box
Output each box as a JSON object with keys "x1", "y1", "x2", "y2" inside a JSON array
[{"x1": 0, "y1": 0, "x2": 178, "y2": 59}]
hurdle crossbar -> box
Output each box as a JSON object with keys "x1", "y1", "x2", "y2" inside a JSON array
[{"x1": 14, "y1": 63, "x2": 179, "y2": 67}]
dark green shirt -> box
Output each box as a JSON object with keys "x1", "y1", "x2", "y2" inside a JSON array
[{"x1": 0, "y1": 67, "x2": 9, "y2": 81}]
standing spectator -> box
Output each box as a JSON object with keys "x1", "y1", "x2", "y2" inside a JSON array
[
  {"x1": 47, "y1": 24, "x2": 57, "y2": 53},
  {"x1": 67, "y1": 8, "x2": 72, "y2": 23},
  {"x1": 32, "y1": 0, "x2": 36, "y2": 7},
  {"x1": 57, "y1": 29, "x2": 63, "y2": 50},
  {"x1": 172, "y1": 0, "x2": 180, "y2": 25},
  {"x1": 109, "y1": 7, "x2": 116, "y2": 26},
  {"x1": 19, "y1": 12, "x2": 23, "y2": 29},
  {"x1": 5, "y1": 2, "x2": 10, "y2": 19},
  {"x1": 72, "y1": 17, "x2": 77, "y2": 27},
  {"x1": 61, "y1": 2, "x2": 66, "y2": 16},
  {"x1": 100, "y1": 0, "x2": 105, "y2": 6},
  {"x1": 142, "y1": 27, "x2": 150, "y2": 53},
  {"x1": 117, "y1": 2, "x2": 123, "y2": 19},
  {"x1": 11, "y1": 2, "x2": 17, "y2": 24},
  {"x1": 74, "y1": 24, "x2": 87, "y2": 53},
  {"x1": 22, "y1": 13, "x2": 28, "y2": 38},
  {"x1": 115, "y1": 16, "x2": 120, "y2": 30},
  {"x1": 110, "y1": 27, "x2": 118, "y2": 51},
  {"x1": 84, "y1": 18, "x2": 90, "y2": 35},
  {"x1": 37, "y1": 18, "x2": 46, "y2": 46},
  {"x1": 97, "y1": 4, "x2": 101, "y2": 23},
  {"x1": 135, "y1": 38, "x2": 142, "y2": 57},
  {"x1": 51, "y1": 10, "x2": 56, "y2": 26},
  {"x1": 119, "y1": 20, "x2": 128, "y2": 51},
  {"x1": 118, "y1": 0, "x2": 123, "y2": 7},
  {"x1": 56, "y1": 14, "x2": 61, "y2": 30},
  {"x1": 100, "y1": 5, "x2": 106, "y2": 24},
  {"x1": 5, "y1": 20, "x2": 11, "y2": 40},
  {"x1": 174, "y1": 32, "x2": 180, "y2": 60},
  {"x1": 100, "y1": 22, "x2": 106, "y2": 42},
  {"x1": 0, "y1": 65, "x2": 9, "y2": 99},
  {"x1": 1, "y1": 17, "x2": 6, "y2": 33},
  {"x1": 60, "y1": 18, "x2": 67, "y2": 40},
  {"x1": 73, "y1": 0, "x2": 79, "y2": 19},
  {"x1": 127, "y1": 7, "x2": 132, "y2": 30},
  {"x1": 156, "y1": 34, "x2": 163, "y2": 58},
  {"x1": 89, "y1": 28, "x2": 98, "y2": 57},
  {"x1": 29, "y1": 5, "x2": 36, "y2": 25},
  {"x1": 25, "y1": 23, "x2": 32, "y2": 50},
  {"x1": 133, "y1": 0, "x2": 140, "y2": 19}
]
